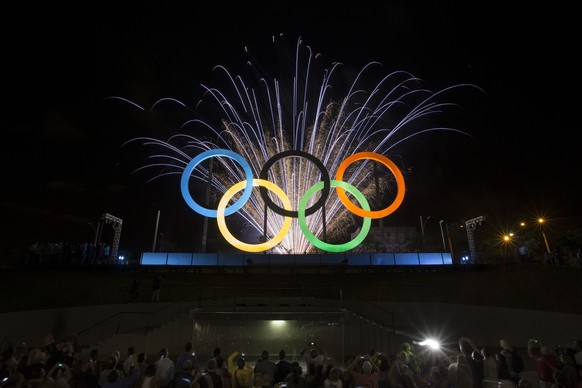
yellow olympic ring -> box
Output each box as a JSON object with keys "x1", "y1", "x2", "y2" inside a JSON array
[
  {"x1": 216, "y1": 179, "x2": 293, "y2": 252},
  {"x1": 335, "y1": 152, "x2": 406, "y2": 219}
]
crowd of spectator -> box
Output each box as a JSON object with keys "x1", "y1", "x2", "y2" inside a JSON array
[
  {"x1": 1, "y1": 333, "x2": 581, "y2": 388},
  {"x1": 25, "y1": 241, "x2": 113, "y2": 266}
]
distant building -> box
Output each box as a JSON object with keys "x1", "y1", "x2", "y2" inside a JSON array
[{"x1": 351, "y1": 226, "x2": 415, "y2": 252}]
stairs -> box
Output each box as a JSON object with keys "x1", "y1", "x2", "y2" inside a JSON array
[{"x1": 77, "y1": 297, "x2": 414, "y2": 367}]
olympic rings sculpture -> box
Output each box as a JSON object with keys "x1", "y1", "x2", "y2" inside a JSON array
[{"x1": 180, "y1": 149, "x2": 406, "y2": 253}]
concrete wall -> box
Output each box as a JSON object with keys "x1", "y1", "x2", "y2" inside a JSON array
[{"x1": 2, "y1": 299, "x2": 580, "y2": 374}]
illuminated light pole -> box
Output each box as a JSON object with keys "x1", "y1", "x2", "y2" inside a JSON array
[
  {"x1": 515, "y1": 221, "x2": 527, "y2": 260},
  {"x1": 446, "y1": 222, "x2": 454, "y2": 257},
  {"x1": 438, "y1": 220, "x2": 447, "y2": 252},
  {"x1": 152, "y1": 210, "x2": 161, "y2": 252},
  {"x1": 538, "y1": 218, "x2": 551, "y2": 254},
  {"x1": 502, "y1": 233, "x2": 512, "y2": 270}
]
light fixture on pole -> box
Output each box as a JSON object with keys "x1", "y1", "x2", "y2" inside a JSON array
[{"x1": 538, "y1": 218, "x2": 551, "y2": 254}]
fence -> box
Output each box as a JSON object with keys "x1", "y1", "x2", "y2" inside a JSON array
[{"x1": 140, "y1": 252, "x2": 453, "y2": 267}]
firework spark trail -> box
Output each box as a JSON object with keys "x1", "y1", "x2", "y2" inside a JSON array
[{"x1": 118, "y1": 36, "x2": 482, "y2": 253}]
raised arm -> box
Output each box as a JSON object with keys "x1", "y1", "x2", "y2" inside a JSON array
[
  {"x1": 347, "y1": 354, "x2": 361, "y2": 374},
  {"x1": 459, "y1": 337, "x2": 479, "y2": 356},
  {"x1": 228, "y1": 351, "x2": 240, "y2": 370},
  {"x1": 363, "y1": 354, "x2": 379, "y2": 373}
]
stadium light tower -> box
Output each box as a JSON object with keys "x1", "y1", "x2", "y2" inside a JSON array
[
  {"x1": 102, "y1": 212, "x2": 123, "y2": 261},
  {"x1": 465, "y1": 215, "x2": 485, "y2": 263}
]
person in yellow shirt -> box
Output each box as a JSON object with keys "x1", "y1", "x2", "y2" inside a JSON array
[
  {"x1": 369, "y1": 349, "x2": 382, "y2": 367},
  {"x1": 228, "y1": 351, "x2": 254, "y2": 388}
]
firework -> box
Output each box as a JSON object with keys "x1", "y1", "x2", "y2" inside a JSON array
[{"x1": 115, "y1": 35, "x2": 481, "y2": 253}]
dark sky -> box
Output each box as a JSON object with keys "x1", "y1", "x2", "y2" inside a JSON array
[{"x1": 2, "y1": 3, "x2": 579, "y2": 255}]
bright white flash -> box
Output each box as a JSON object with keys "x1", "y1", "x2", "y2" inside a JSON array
[{"x1": 419, "y1": 339, "x2": 440, "y2": 350}]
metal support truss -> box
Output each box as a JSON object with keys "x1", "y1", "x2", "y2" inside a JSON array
[
  {"x1": 465, "y1": 215, "x2": 485, "y2": 263},
  {"x1": 101, "y1": 212, "x2": 123, "y2": 261}
]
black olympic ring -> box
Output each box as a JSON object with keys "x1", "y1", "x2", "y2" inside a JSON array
[{"x1": 259, "y1": 150, "x2": 331, "y2": 218}]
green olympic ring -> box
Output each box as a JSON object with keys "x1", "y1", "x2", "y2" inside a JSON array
[{"x1": 298, "y1": 180, "x2": 371, "y2": 252}]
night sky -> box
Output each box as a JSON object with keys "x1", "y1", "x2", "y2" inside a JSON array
[{"x1": 2, "y1": 3, "x2": 579, "y2": 256}]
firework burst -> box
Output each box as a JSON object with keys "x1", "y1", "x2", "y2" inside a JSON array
[{"x1": 114, "y1": 35, "x2": 482, "y2": 253}]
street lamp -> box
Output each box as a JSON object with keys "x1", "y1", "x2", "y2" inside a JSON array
[
  {"x1": 501, "y1": 232, "x2": 514, "y2": 270},
  {"x1": 503, "y1": 233, "x2": 514, "y2": 244}
]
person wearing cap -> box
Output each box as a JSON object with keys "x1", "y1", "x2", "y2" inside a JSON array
[{"x1": 228, "y1": 351, "x2": 254, "y2": 388}]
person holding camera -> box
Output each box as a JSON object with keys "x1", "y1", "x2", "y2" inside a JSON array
[
  {"x1": 176, "y1": 342, "x2": 199, "y2": 372},
  {"x1": 301, "y1": 342, "x2": 325, "y2": 368},
  {"x1": 348, "y1": 354, "x2": 380, "y2": 388},
  {"x1": 227, "y1": 351, "x2": 254, "y2": 388}
]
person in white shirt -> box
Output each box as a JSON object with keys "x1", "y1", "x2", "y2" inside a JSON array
[
  {"x1": 155, "y1": 348, "x2": 175, "y2": 388},
  {"x1": 300, "y1": 342, "x2": 325, "y2": 368}
]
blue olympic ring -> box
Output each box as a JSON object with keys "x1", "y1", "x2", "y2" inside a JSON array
[{"x1": 180, "y1": 149, "x2": 254, "y2": 218}]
